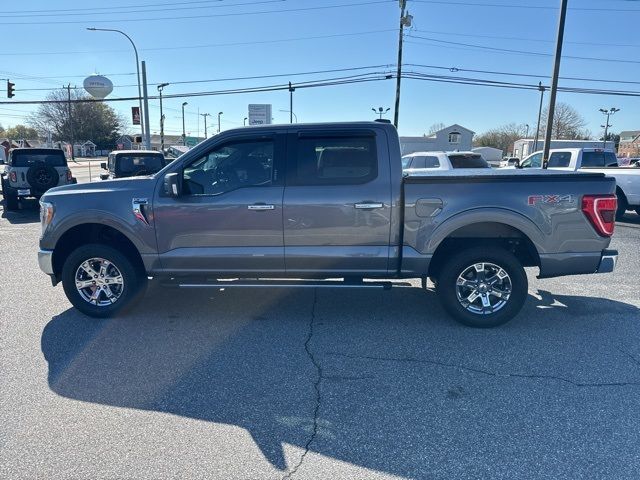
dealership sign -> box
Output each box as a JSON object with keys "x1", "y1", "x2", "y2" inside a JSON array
[{"x1": 248, "y1": 104, "x2": 272, "y2": 125}]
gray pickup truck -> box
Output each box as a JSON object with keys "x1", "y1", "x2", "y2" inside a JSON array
[{"x1": 38, "y1": 122, "x2": 618, "y2": 327}]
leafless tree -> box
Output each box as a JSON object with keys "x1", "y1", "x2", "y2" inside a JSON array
[{"x1": 540, "y1": 102, "x2": 589, "y2": 140}]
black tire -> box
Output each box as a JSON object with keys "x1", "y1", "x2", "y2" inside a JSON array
[
  {"x1": 26, "y1": 162, "x2": 59, "y2": 194},
  {"x1": 61, "y1": 243, "x2": 147, "y2": 318},
  {"x1": 616, "y1": 189, "x2": 628, "y2": 221},
  {"x1": 436, "y1": 246, "x2": 528, "y2": 328}
]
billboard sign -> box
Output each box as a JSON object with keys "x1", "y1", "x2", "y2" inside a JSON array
[{"x1": 248, "y1": 104, "x2": 272, "y2": 125}]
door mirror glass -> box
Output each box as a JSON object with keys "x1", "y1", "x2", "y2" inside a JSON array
[
  {"x1": 164, "y1": 172, "x2": 182, "y2": 197},
  {"x1": 100, "y1": 162, "x2": 107, "y2": 170}
]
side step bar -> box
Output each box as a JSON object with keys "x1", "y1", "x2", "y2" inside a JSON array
[{"x1": 161, "y1": 279, "x2": 398, "y2": 290}]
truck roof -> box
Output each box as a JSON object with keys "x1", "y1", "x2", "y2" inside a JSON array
[
  {"x1": 222, "y1": 121, "x2": 395, "y2": 135},
  {"x1": 110, "y1": 150, "x2": 163, "y2": 155}
]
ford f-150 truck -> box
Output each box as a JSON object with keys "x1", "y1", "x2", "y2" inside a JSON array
[
  {"x1": 38, "y1": 122, "x2": 619, "y2": 327},
  {"x1": 516, "y1": 148, "x2": 640, "y2": 218}
]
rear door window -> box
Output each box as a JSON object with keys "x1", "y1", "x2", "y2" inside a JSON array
[
  {"x1": 292, "y1": 134, "x2": 377, "y2": 185},
  {"x1": 11, "y1": 151, "x2": 66, "y2": 167},
  {"x1": 548, "y1": 152, "x2": 572, "y2": 168},
  {"x1": 581, "y1": 152, "x2": 605, "y2": 168},
  {"x1": 448, "y1": 154, "x2": 488, "y2": 168}
]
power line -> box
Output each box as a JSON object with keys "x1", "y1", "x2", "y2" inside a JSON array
[
  {"x1": 0, "y1": 29, "x2": 395, "y2": 57},
  {"x1": 3, "y1": 0, "x2": 237, "y2": 14},
  {"x1": 4, "y1": 0, "x2": 284, "y2": 18},
  {"x1": 406, "y1": 34, "x2": 640, "y2": 65},
  {"x1": 409, "y1": 0, "x2": 640, "y2": 12},
  {"x1": 4, "y1": 0, "x2": 393, "y2": 25}
]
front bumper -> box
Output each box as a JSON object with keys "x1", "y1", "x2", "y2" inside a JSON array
[{"x1": 38, "y1": 249, "x2": 54, "y2": 275}]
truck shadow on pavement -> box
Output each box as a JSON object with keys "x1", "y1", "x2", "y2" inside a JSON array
[
  {"x1": 1, "y1": 199, "x2": 40, "y2": 224},
  {"x1": 41, "y1": 286, "x2": 640, "y2": 478}
]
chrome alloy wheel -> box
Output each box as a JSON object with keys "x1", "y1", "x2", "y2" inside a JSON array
[
  {"x1": 74, "y1": 257, "x2": 124, "y2": 307},
  {"x1": 455, "y1": 262, "x2": 512, "y2": 315}
]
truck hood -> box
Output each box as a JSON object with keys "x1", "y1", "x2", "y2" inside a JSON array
[{"x1": 41, "y1": 176, "x2": 157, "y2": 201}]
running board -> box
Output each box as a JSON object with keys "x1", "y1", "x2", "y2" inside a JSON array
[{"x1": 161, "y1": 279, "x2": 397, "y2": 290}]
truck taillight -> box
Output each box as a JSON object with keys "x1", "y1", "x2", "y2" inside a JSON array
[
  {"x1": 582, "y1": 195, "x2": 616, "y2": 237},
  {"x1": 66, "y1": 169, "x2": 72, "y2": 181},
  {"x1": 9, "y1": 171, "x2": 16, "y2": 182}
]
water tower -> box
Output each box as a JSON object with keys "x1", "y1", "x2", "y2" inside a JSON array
[{"x1": 83, "y1": 74, "x2": 113, "y2": 99}]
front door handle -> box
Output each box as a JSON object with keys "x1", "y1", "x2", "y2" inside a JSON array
[
  {"x1": 248, "y1": 204, "x2": 275, "y2": 211},
  {"x1": 354, "y1": 202, "x2": 384, "y2": 210}
]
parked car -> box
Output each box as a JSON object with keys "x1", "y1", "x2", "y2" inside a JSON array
[
  {"x1": 38, "y1": 122, "x2": 618, "y2": 328},
  {"x1": 402, "y1": 151, "x2": 490, "y2": 172},
  {"x1": 514, "y1": 148, "x2": 640, "y2": 218},
  {"x1": 1, "y1": 148, "x2": 75, "y2": 210},
  {"x1": 500, "y1": 157, "x2": 520, "y2": 168},
  {"x1": 99, "y1": 150, "x2": 168, "y2": 180}
]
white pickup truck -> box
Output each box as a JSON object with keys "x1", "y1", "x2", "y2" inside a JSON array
[
  {"x1": 515, "y1": 148, "x2": 640, "y2": 218},
  {"x1": 401, "y1": 151, "x2": 490, "y2": 172}
]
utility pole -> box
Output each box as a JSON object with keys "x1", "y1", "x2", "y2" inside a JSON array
[
  {"x1": 141, "y1": 61, "x2": 151, "y2": 149},
  {"x1": 394, "y1": 0, "x2": 411, "y2": 129},
  {"x1": 217, "y1": 111, "x2": 223, "y2": 133},
  {"x1": 542, "y1": 0, "x2": 568, "y2": 169},
  {"x1": 200, "y1": 113, "x2": 211, "y2": 138},
  {"x1": 533, "y1": 82, "x2": 545, "y2": 152},
  {"x1": 599, "y1": 108, "x2": 619, "y2": 149},
  {"x1": 66, "y1": 84, "x2": 75, "y2": 161},
  {"x1": 157, "y1": 83, "x2": 169, "y2": 152},
  {"x1": 288, "y1": 82, "x2": 295, "y2": 124},
  {"x1": 181, "y1": 102, "x2": 188, "y2": 146}
]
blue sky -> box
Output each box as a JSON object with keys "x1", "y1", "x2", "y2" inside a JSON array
[{"x1": 2, "y1": 0, "x2": 639, "y2": 139}]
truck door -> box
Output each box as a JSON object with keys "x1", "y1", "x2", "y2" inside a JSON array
[
  {"x1": 283, "y1": 129, "x2": 392, "y2": 276},
  {"x1": 153, "y1": 133, "x2": 286, "y2": 275}
]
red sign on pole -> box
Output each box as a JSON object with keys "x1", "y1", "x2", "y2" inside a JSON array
[{"x1": 131, "y1": 106, "x2": 141, "y2": 125}]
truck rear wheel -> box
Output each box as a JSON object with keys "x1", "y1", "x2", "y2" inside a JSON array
[
  {"x1": 436, "y1": 247, "x2": 528, "y2": 328},
  {"x1": 61, "y1": 244, "x2": 147, "y2": 318}
]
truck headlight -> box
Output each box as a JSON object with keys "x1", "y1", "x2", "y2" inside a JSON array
[{"x1": 39, "y1": 201, "x2": 55, "y2": 234}]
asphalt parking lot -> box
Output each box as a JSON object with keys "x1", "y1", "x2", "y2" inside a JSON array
[{"x1": 1, "y1": 197, "x2": 639, "y2": 479}]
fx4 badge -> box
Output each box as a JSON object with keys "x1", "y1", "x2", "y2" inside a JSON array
[{"x1": 528, "y1": 194, "x2": 573, "y2": 206}]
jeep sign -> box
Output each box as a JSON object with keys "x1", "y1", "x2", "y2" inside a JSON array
[{"x1": 248, "y1": 104, "x2": 272, "y2": 125}]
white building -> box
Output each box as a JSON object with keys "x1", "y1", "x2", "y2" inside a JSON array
[
  {"x1": 400, "y1": 124, "x2": 474, "y2": 155},
  {"x1": 472, "y1": 146, "x2": 503, "y2": 165},
  {"x1": 513, "y1": 138, "x2": 616, "y2": 159}
]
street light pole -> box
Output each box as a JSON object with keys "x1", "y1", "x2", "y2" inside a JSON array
[
  {"x1": 279, "y1": 109, "x2": 297, "y2": 122},
  {"x1": 372, "y1": 107, "x2": 390, "y2": 119},
  {"x1": 157, "y1": 83, "x2": 169, "y2": 152},
  {"x1": 200, "y1": 113, "x2": 211, "y2": 138},
  {"x1": 599, "y1": 108, "x2": 619, "y2": 149},
  {"x1": 181, "y1": 102, "x2": 188, "y2": 146},
  {"x1": 533, "y1": 82, "x2": 545, "y2": 152},
  {"x1": 542, "y1": 0, "x2": 568, "y2": 169},
  {"x1": 141, "y1": 61, "x2": 151, "y2": 149},
  {"x1": 87, "y1": 27, "x2": 144, "y2": 144},
  {"x1": 243, "y1": 117, "x2": 248, "y2": 126},
  {"x1": 217, "y1": 111, "x2": 223, "y2": 133}
]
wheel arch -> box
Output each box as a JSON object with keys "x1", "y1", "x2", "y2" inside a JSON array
[{"x1": 51, "y1": 223, "x2": 145, "y2": 281}]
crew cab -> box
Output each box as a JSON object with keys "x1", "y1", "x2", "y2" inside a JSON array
[
  {"x1": 99, "y1": 150, "x2": 168, "y2": 180},
  {"x1": 38, "y1": 122, "x2": 618, "y2": 328},
  {"x1": 516, "y1": 148, "x2": 640, "y2": 218},
  {"x1": 402, "y1": 151, "x2": 490, "y2": 172}
]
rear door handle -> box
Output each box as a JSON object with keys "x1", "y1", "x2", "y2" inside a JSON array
[
  {"x1": 248, "y1": 204, "x2": 275, "y2": 211},
  {"x1": 354, "y1": 202, "x2": 384, "y2": 209}
]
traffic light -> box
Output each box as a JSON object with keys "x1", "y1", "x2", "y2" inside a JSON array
[{"x1": 7, "y1": 80, "x2": 15, "y2": 98}]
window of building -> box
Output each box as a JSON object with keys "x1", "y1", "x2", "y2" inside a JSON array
[{"x1": 448, "y1": 132, "x2": 461, "y2": 144}]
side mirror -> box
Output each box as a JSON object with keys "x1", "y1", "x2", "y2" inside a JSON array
[
  {"x1": 164, "y1": 172, "x2": 182, "y2": 197},
  {"x1": 100, "y1": 162, "x2": 107, "y2": 170},
  {"x1": 99, "y1": 173, "x2": 109, "y2": 180},
  {"x1": 0, "y1": 159, "x2": 5, "y2": 165},
  {"x1": 514, "y1": 159, "x2": 521, "y2": 168}
]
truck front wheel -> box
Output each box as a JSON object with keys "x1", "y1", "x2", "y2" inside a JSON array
[
  {"x1": 436, "y1": 247, "x2": 528, "y2": 328},
  {"x1": 61, "y1": 244, "x2": 147, "y2": 318}
]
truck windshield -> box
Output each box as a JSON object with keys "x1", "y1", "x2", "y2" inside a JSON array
[
  {"x1": 12, "y1": 151, "x2": 66, "y2": 167},
  {"x1": 117, "y1": 155, "x2": 165, "y2": 175},
  {"x1": 448, "y1": 154, "x2": 489, "y2": 168}
]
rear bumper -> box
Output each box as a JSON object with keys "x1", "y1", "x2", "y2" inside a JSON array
[
  {"x1": 538, "y1": 249, "x2": 618, "y2": 278},
  {"x1": 596, "y1": 249, "x2": 618, "y2": 274},
  {"x1": 38, "y1": 249, "x2": 54, "y2": 275}
]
